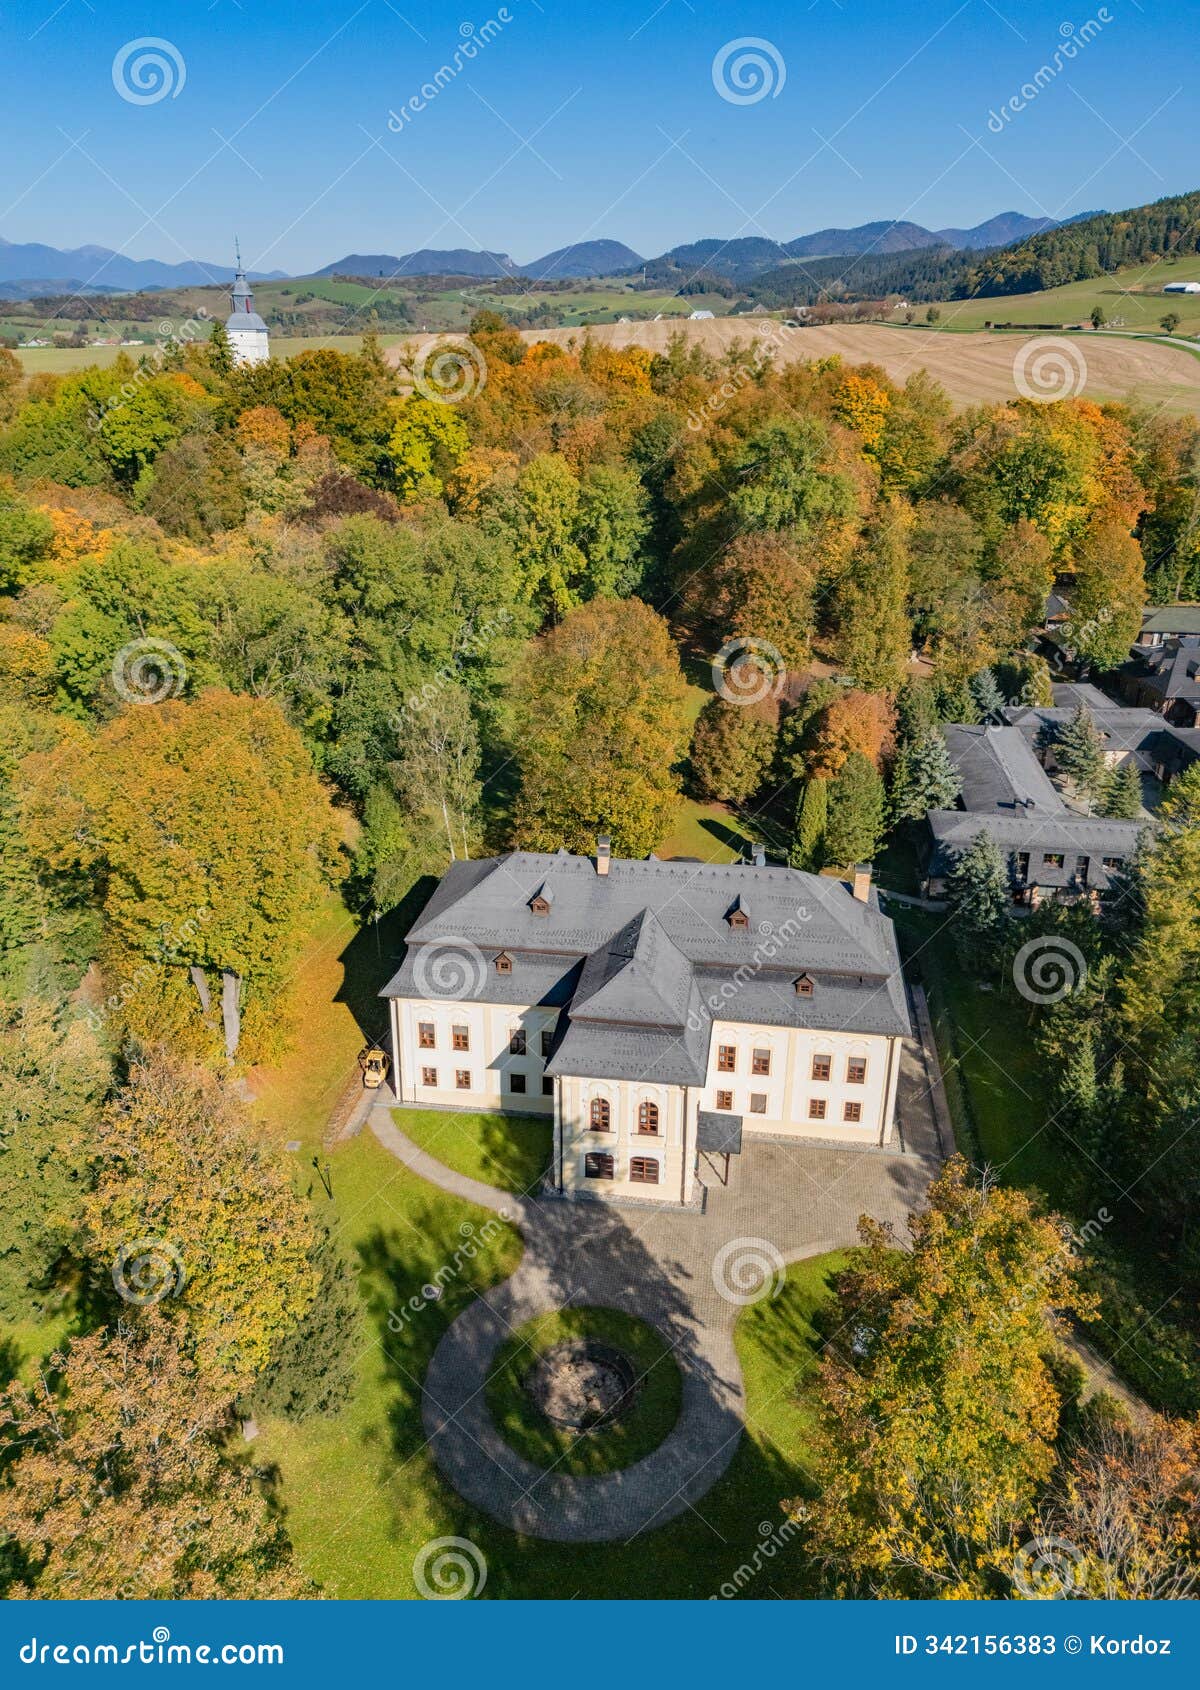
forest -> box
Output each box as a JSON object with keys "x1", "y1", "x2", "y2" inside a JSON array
[{"x1": 2, "y1": 309, "x2": 1200, "y2": 1596}]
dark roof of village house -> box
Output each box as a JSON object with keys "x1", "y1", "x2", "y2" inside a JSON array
[{"x1": 381, "y1": 852, "x2": 912, "y2": 1081}]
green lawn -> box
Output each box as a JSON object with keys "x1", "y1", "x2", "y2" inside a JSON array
[
  {"x1": 929, "y1": 253, "x2": 1200, "y2": 337},
  {"x1": 485, "y1": 1306, "x2": 683, "y2": 1476},
  {"x1": 254, "y1": 1111, "x2": 845, "y2": 1600},
  {"x1": 659, "y1": 798, "x2": 753, "y2": 862},
  {"x1": 394, "y1": 1107, "x2": 552, "y2": 1195}
]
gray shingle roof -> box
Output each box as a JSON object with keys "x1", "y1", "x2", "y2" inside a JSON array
[
  {"x1": 381, "y1": 851, "x2": 912, "y2": 1080},
  {"x1": 927, "y1": 810, "x2": 1144, "y2": 889},
  {"x1": 1140, "y1": 606, "x2": 1200, "y2": 637},
  {"x1": 943, "y1": 724, "x2": 1065, "y2": 814}
]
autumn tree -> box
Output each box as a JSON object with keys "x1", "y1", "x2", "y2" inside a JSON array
[
  {"x1": 511, "y1": 598, "x2": 690, "y2": 857},
  {"x1": 19, "y1": 689, "x2": 343, "y2": 1058},
  {"x1": 833, "y1": 499, "x2": 912, "y2": 694},
  {"x1": 0, "y1": 1313, "x2": 314, "y2": 1598},
  {"x1": 688, "y1": 530, "x2": 814, "y2": 673},
  {"x1": 387, "y1": 395, "x2": 469, "y2": 502},
  {"x1": 81, "y1": 1052, "x2": 319, "y2": 1390},
  {"x1": 390, "y1": 681, "x2": 483, "y2": 868},
  {"x1": 689, "y1": 697, "x2": 777, "y2": 803},
  {"x1": 802, "y1": 1159, "x2": 1087, "y2": 1597},
  {"x1": 807, "y1": 689, "x2": 895, "y2": 780},
  {"x1": 1065, "y1": 509, "x2": 1146, "y2": 669}
]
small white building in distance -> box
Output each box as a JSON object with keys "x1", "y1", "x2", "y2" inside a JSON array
[
  {"x1": 226, "y1": 250, "x2": 270, "y2": 366},
  {"x1": 1163, "y1": 281, "x2": 1200, "y2": 295}
]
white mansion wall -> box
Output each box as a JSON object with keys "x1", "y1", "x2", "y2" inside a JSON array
[
  {"x1": 698, "y1": 1020, "x2": 900, "y2": 1145},
  {"x1": 558, "y1": 1074, "x2": 689, "y2": 1205},
  {"x1": 392, "y1": 997, "x2": 556, "y2": 1115}
]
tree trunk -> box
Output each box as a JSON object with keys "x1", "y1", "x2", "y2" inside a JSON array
[
  {"x1": 189, "y1": 965, "x2": 212, "y2": 1017},
  {"x1": 221, "y1": 970, "x2": 242, "y2": 1060}
]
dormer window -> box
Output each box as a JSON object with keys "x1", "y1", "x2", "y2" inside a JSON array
[
  {"x1": 495, "y1": 952, "x2": 513, "y2": 975},
  {"x1": 529, "y1": 884, "x2": 553, "y2": 916},
  {"x1": 794, "y1": 973, "x2": 815, "y2": 997},
  {"x1": 726, "y1": 895, "x2": 751, "y2": 929}
]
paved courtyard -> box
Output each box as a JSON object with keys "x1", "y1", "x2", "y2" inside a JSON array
[{"x1": 368, "y1": 1024, "x2": 944, "y2": 1543}]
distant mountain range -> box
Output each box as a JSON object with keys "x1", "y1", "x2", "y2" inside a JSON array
[
  {"x1": 0, "y1": 237, "x2": 284, "y2": 297},
  {"x1": 0, "y1": 211, "x2": 1100, "y2": 296}
]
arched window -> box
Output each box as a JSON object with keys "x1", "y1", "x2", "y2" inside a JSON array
[
  {"x1": 637, "y1": 1101, "x2": 659, "y2": 1135},
  {"x1": 589, "y1": 1097, "x2": 611, "y2": 1132},
  {"x1": 630, "y1": 1157, "x2": 659, "y2": 1185}
]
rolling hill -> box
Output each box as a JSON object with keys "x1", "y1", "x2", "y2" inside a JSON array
[{"x1": 0, "y1": 238, "x2": 283, "y2": 292}]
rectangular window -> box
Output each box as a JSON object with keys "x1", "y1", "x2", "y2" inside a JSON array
[
  {"x1": 1043, "y1": 853, "x2": 1065, "y2": 869},
  {"x1": 630, "y1": 1157, "x2": 659, "y2": 1185},
  {"x1": 509, "y1": 1029, "x2": 527, "y2": 1056},
  {"x1": 717, "y1": 1044, "x2": 736, "y2": 1072},
  {"x1": 811, "y1": 1054, "x2": 832, "y2": 1082},
  {"x1": 455, "y1": 1069, "x2": 471, "y2": 1090},
  {"x1": 451, "y1": 1026, "x2": 469, "y2": 1052},
  {"x1": 847, "y1": 1057, "x2": 867, "y2": 1085},
  {"x1": 1102, "y1": 856, "x2": 1122, "y2": 870},
  {"x1": 809, "y1": 1098, "x2": 827, "y2": 1121},
  {"x1": 508, "y1": 1072, "x2": 526, "y2": 1095},
  {"x1": 540, "y1": 1029, "x2": 553, "y2": 1058},
  {"x1": 749, "y1": 1093, "x2": 767, "y2": 1115},
  {"x1": 751, "y1": 1048, "x2": 771, "y2": 1076},
  {"x1": 421, "y1": 1066, "x2": 437, "y2": 1088},
  {"x1": 844, "y1": 1101, "x2": 862, "y2": 1123},
  {"x1": 541, "y1": 1075, "x2": 554, "y2": 1096},
  {"x1": 418, "y1": 1022, "x2": 435, "y2": 1050},
  {"x1": 715, "y1": 1089, "x2": 733, "y2": 1111},
  {"x1": 584, "y1": 1152, "x2": 614, "y2": 1180}
]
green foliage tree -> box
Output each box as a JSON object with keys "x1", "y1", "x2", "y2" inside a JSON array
[
  {"x1": 253, "y1": 1222, "x2": 363, "y2": 1422},
  {"x1": 0, "y1": 997, "x2": 109, "y2": 1318},
  {"x1": 822, "y1": 752, "x2": 885, "y2": 868},
  {"x1": 834, "y1": 499, "x2": 912, "y2": 694},
  {"x1": 968, "y1": 667, "x2": 1005, "y2": 720},
  {"x1": 1091, "y1": 305, "x2": 1107, "y2": 329},
  {"x1": 0, "y1": 488, "x2": 54, "y2": 593},
  {"x1": 889, "y1": 728, "x2": 961, "y2": 823},
  {"x1": 390, "y1": 681, "x2": 483, "y2": 868},
  {"x1": 689, "y1": 698, "x2": 777, "y2": 803},
  {"x1": 387, "y1": 395, "x2": 469, "y2": 502},
  {"x1": 1101, "y1": 759, "x2": 1142, "y2": 819},
  {"x1": 945, "y1": 830, "x2": 1009, "y2": 970},
  {"x1": 790, "y1": 777, "x2": 828, "y2": 871},
  {"x1": 726, "y1": 416, "x2": 855, "y2": 534}
]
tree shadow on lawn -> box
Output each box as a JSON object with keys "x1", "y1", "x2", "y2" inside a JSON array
[
  {"x1": 333, "y1": 876, "x2": 437, "y2": 1048},
  {"x1": 354, "y1": 1192, "x2": 830, "y2": 1597}
]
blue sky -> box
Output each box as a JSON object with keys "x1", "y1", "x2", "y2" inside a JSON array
[{"x1": 1, "y1": 0, "x2": 1195, "y2": 274}]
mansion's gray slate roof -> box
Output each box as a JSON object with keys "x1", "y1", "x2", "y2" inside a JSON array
[
  {"x1": 943, "y1": 724, "x2": 1064, "y2": 814},
  {"x1": 381, "y1": 851, "x2": 912, "y2": 1082},
  {"x1": 1120, "y1": 637, "x2": 1200, "y2": 704}
]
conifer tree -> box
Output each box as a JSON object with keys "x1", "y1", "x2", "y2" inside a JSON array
[
  {"x1": 889, "y1": 728, "x2": 961, "y2": 822},
  {"x1": 945, "y1": 830, "x2": 1009, "y2": 970},
  {"x1": 790, "y1": 777, "x2": 828, "y2": 870},
  {"x1": 823, "y1": 753, "x2": 885, "y2": 868},
  {"x1": 1101, "y1": 759, "x2": 1142, "y2": 819}
]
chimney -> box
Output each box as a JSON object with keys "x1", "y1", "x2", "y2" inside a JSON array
[
  {"x1": 595, "y1": 835, "x2": 611, "y2": 877},
  {"x1": 751, "y1": 841, "x2": 766, "y2": 868},
  {"x1": 851, "y1": 863, "x2": 872, "y2": 903}
]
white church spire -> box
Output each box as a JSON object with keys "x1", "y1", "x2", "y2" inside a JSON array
[{"x1": 225, "y1": 243, "x2": 270, "y2": 366}]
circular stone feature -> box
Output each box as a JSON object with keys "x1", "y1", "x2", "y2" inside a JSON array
[{"x1": 526, "y1": 1339, "x2": 638, "y2": 1432}]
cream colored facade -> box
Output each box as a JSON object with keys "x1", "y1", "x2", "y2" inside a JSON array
[{"x1": 391, "y1": 995, "x2": 903, "y2": 1206}]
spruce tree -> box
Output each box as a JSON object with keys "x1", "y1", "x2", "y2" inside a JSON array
[
  {"x1": 889, "y1": 728, "x2": 961, "y2": 822},
  {"x1": 1100, "y1": 759, "x2": 1142, "y2": 819},
  {"x1": 790, "y1": 777, "x2": 828, "y2": 870},
  {"x1": 823, "y1": 753, "x2": 884, "y2": 868},
  {"x1": 1052, "y1": 704, "x2": 1107, "y2": 804},
  {"x1": 254, "y1": 1224, "x2": 364, "y2": 1422},
  {"x1": 945, "y1": 830, "x2": 1009, "y2": 971},
  {"x1": 208, "y1": 320, "x2": 234, "y2": 377},
  {"x1": 968, "y1": 666, "x2": 1005, "y2": 721}
]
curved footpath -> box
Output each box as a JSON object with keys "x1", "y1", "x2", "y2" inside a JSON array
[{"x1": 369, "y1": 1036, "x2": 940, "y2": 1543}]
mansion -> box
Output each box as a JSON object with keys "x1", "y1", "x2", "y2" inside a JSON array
[{"x1": 381, "y1": 843, "x2": 911, "y2": 1208}]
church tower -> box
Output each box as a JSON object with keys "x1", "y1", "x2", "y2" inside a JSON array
[{"x1": 225, "y1": 242, "x2": 270, "y2": 366}]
